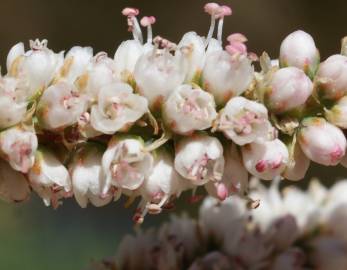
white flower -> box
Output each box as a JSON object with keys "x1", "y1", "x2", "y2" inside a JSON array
[
  {"x1": 0, "y1": 158, "x2": 30, "y2": 203},
  {"x1": 114, "y1": 40, "x2": 145, "y2": 82},
  {"x1": 242, "y1": 139, "x2": 289, "y2": 180},
  {"x1": 205, "y1": 143, "x2": 248, "y2": 200},
  {"x1": 174, "y1": 134, "x2": 224, "y2": 185},
  {"x1": 70, "y1": 143, "x2": 113, "y2": 208},
  {"x1": 325, "y1": 95, "x2": 347, "y2": 129},
  {"x1": 140, "y1": 149, "x2": 184, "y2": 207},
  {"x1": 7, "y1": 39, "x2": 63, "y2": 98},
  {"x1": 264, "y1": 67, "x2": 313, "y2": 114},
  {"x1": 189, "y1": 251, "x2": 232, "y2": 270},
  {"x1": 216, "y1": 96, "x2": 272, "y2": 145},
  {"x1": 0, "y1": 76, "x2": 27, "y2": 129},
  {"x1": 59, "y1": 46, "x2": 93, "y2": 84},
  {"x1": 202, "y1": 50, "x2": 254, "y2": 105},
  {"x1": 315, "y1": 54, "x2": 347, "y2": 101},
  {"x1": 36, "y1": 81, "x2": 88, "y2": 131},
  {"x1": 78, "y1": 52, "x2": 119, "y2": 101},
  {"x1": 0, "y1": 126, "x2": 38, "y2": 173},
  {"x1": 162, "y1": 84, "x2": 217, "y2": 135},
  {"x1": 279, "y1": 30, "x2": 320, "y2": 77},
  {"x1": 298, "y1": 117, "x2": 346, "y2": 166},
  {"x1": 102, "y1": 135, "x2": 153, "y2": 193},
  {"x1": 178, "y1": 32, "x2": 206, "y2": 83},
  {"x1": 90, "y1": 82, "x2": 148, "y2": 134},
  {"x1": 283, "y1": 142, "x2": 310, "y2": 181},
  {"x1": 28, "y1": 147, "x2": 71, "y2": 208},
  {"x1": 134, "y1": 47, "x2": 186, "y2": 110},
  {"x1": 309, "y1": 236, "x2": 347, "y2": 270}
]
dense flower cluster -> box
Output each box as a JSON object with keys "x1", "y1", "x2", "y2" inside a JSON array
[
  {"x1": 1, "y1": 2, "x2": 347, "y2": 222},
  {"x1": 89, "y1": 178, "x2": 347, "y2": 270}
]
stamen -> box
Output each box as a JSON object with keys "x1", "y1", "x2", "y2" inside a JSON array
[
  {"x1": 216, "y1": 5, "x2": 232, "y2": 44},
  {"x1": 122, "y1": 7, "x2": 143, "y2": 44},
  {"x1": 140, "y1": 16, "x2": 156, "y2": 44},
  {"x1": 204, "y1": 3, "x2": 220, "y2": 47}
]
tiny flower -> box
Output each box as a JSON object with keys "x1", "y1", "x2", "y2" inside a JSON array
[
  {"x1": 90, "y1": 82, "x2": 148, "y2": 134},
  {"x1": 140, "y1": 149, "x2": 185, "y2": 213},
  {"x1": 78, "y1": 52, "x2": 119, "y2": 101},
  {"x1": 162, "y1": 84, "x2": 217, "y2": 135},
  {"x1": 298, "y1": 117, "x2": 346, "y2": 166},
  {"x1": 36, "y1": 81, "x2": 88, "y2": 131},
  {"x1": 0, "y1": 158, "x2": 30, "y2": 203},
  {"x1": 205, "y1": 143, "x2": 248, "y2": 200},
  {"x1": 216, "y1": 96, "x2": 272, "y2": 145},
  {"x1": 283, "y1": 142, "x2": 310, "y2": 181},
  {"x1": 28, "y1": 147, "x2": 71, "y2": 208},
  {"x1": 279, "y1": 30, "x2": 320, "y2": 78},
  {"x1": 0, "y1": 126, "x2": 38, "y2": 173},
  {"x1": 241, "y1": 139, "x2": 289, "y2": 180},
  {"x1": 263, "y1": 67, "x2": 313, "y2": 114},
  {"x1": 174, "y1": 134, "x2": 224, "y2": 185},
  {"x1": 178, "y1": 32, "x2": 206, "y2": 83},
  {"x1": 202, "y1": 49, "x2": 254, "y2": 105},
  {"x1": 325, "y1": 95, "x2": 347, "y2": 129},
  {"x1": 0, "y1": 76, "x2": 28, "y2": 129},
  {"x1": 315, "y1": 54, "x2": 347, "y2": 101},
  {"x1": 7, "y1": 39, "x2": 64, "y2": 98},
  {"x1": 70, "y1": 143, "x2": 113, "y2": 208},
  {"x1": 59, "y1": 46, "x2": 93, "y2": 84},
  {"x1": 102, "y1": 135, "x2": 153, "y2": 193},
  {"x1": 133, "y1": 44, "x2": 186, "y2": 110}
]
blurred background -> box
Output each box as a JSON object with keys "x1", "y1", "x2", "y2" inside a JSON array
[{"x1": 1, "y1": 0, "x2": 347, "y2": 269}]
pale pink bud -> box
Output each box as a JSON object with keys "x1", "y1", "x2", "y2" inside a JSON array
[
  {"x1": 90, "y1": 82, "x2": 148, "y2": 134},
  {"x1": 205, "y1": 143, "x2": 248, "y2": 200},
  {"x1": 0, "y1": 126, "x2": 38, "y2": 173},
  {"x1": 162, "y1": 84, "x2": 217, "y2": 135},
  {"x1": 264, "y1": 67, "x2": 313, "y2": 114},
  {"x1": 217, "y1": 96, "x2": 272, "y2": 145},
  {"x1": 174, "y1": 134, "x2": 224, "y2": 185},
  {"x1": 316, "y1": 54, "x2": 347, "y2": 101},
  {"x1": 36, "y1": 81, "x2": 88, "y2": 131},
  {"x1": 279, "y1": 30, "x2": 320, "y2": 78},
  {"x1": 134, "y1": 48, "x2": 186, "y2": 110},
  {"x1": 28, "y1": 147, "x2": 71, "y2": 208},
  {"x1": 298, "y1": 117, "x2": 346, "y2": 166},
  {"x1": 70, "y1": 143, "x2": 113, "y2": 208},
  {"x1": 202, "y1": 50, "x2": 254, "y2": 105},
  {"x1": 102, "y1": 136, "x2": 153, "y2": 193},
  {"x1": 0, "y1": 158, "x2": 30, "y2": 203},
  {"x1": 325, "y1": 95, "x2": 347, "y2": 129},
  {"x1": 242, "y1": 139, "x2": 289, "y2": 180}
]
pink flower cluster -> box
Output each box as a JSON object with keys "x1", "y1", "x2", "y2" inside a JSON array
[{"x1": 0, "y1": 2, "x2": 347, "y2": 223}]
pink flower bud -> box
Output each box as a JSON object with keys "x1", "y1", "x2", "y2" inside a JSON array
[
  {"x1": 325, "y1": 95, "x2": 347, "y2": 129},
  {"x1": 216, "y1": 96, "x2": 272, "y2": 145},
  {"x1": 316, "y1": 54, "x2": 347, "y2": 101},
  {"x1": 0, "y1": 126, "x2": 38, "y2": 173},
  {"x1": 28, "y1": 147, "x2": 71, "y2": 208},
  {"x1": 0, "y1": 158, "x2": 30, "y2": 203},
  {"x1": 279, "y1": 30, "x2": 320, "y2": 78},
  {"x1": 264, "y1": 67, "x2": 313, "y2": 114},
  {"x1": 174, "y1": 134, "x2": 224, "y2": 185},
  {"x1": 242, "y1": 139, "x2": 289, "y2": 180},
  {"x1": 162, "y1": 84, "x2": 217, "y2": 135},
  {"x1": 202, "y1": 50, "x2": 254, "y2": 105},
  {"x1": 298, "y1": 117, "x2": 346, "y2": 166}
]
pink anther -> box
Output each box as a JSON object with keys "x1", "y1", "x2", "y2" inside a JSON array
[
  {"x1": 227, "y1": 33, "x2": 248, "y2": 44},
  {"x1": 122, "y1": 7, "x2": 139, "y2": 17},
  {"x1": 204, "y1": 2, "x2": 220, "y2": 15},
  {"x1": 140, "y1": 16, "x2": 156, "y2": 27}
]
